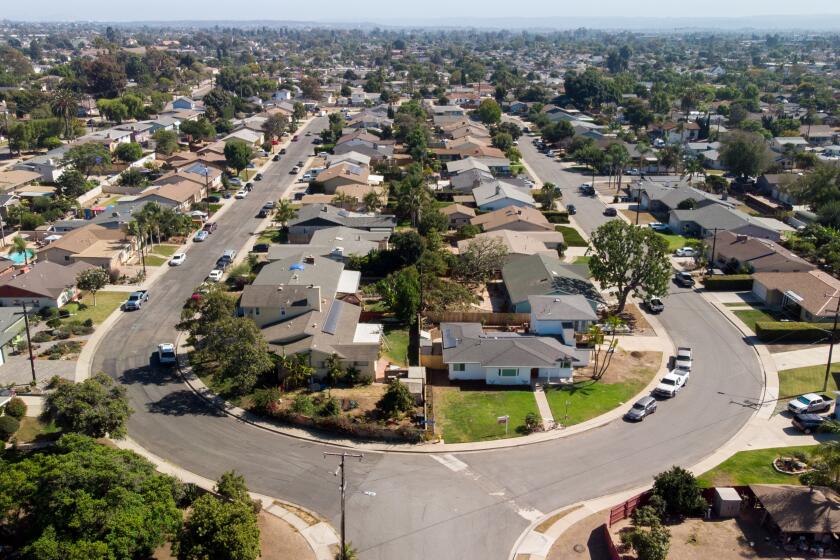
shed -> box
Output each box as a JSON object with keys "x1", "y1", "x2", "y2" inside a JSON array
[{"x1": 714, "y1": 487, "x2": 742, "y2": 517}]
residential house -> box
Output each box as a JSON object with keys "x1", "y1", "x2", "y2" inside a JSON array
[
  {"x1": 315, "y1": 162, "x2": 370, "y2": 194},
  {"x1": 440, "y1": 204, "x2": 476, "y2": 228},
  {"x1": 172, "y1": 96, "x2": 197, "y2": 110},
  {"x1": 136, "y1": 180, "x2": 205, "y2": 211},
  {"x1": 757, "y1": 174, "x2": 799, "y2": 206},
  {"x1": 471, "y1": 206, "x2": 554, "y2": 233},
  {"x1": 223, "y1": 129, "x2": 264, "y2": 147},
  {"x1": 458, "y1": 230, "x2": 565, "y2": 257},
  {"x1": 326, "y1": 151, "x2": 372, "y2": 168},
  {"x1": 450, "y1": 168, "x2": 495, "y2": 192},
  {"x1": 801, "y1": 125, "x2": 837, "y2": 146},
  {"x1": 635, "y1": 178, "x2": 724, "y2": 217},
  {"x1": 772, "y1": 136, "x2": 809, "y2": 152},
  {"x1": 528, "y1": 294, "x2": 598, "y2": 345},
  {"x1": 669, "y1": 204, "x2": 789, "y2": 241},
  {"x1": 472, "y1": 180, "x2": 536, "y2": 211},
  {"x1": 0, "y1": 170, "x2": 41, "y2": 193},
  {"x1": 287, "y1": 204, "x2": 396, "y2": 244},
  {"x1": 37, "y1": 223, "x2": 133, "y2": 272},
  {"x1": 710, "y1": 231, "x2": 814, "y2": 273},
  {"x1": 0, "y1": 307, "x2": 25, "y2": 368},
  {"x1": 752, "y1": 269, "x2": 840, "y2": 322},
  {"x1": 502, "y1": 253, "x2": 601, "y2": 313},
  {"x1": 441, "y1": 322, "x2": 581, "y2": 385},
  {"x1": 266, "y1": 226, "x2": 389, "y2": 263},
  {"x1": 0, "y1": 261, "x2": 94, "y2": 309},
  {"x1": 14, "y1": 147, "x2": 69, "y2": 182}
]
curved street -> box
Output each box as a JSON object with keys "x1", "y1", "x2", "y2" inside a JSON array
[{"x1": 93, "y1": 116, "x2": 765, "y2": 560}]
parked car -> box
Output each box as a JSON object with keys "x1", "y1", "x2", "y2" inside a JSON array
[
  {"x1": 625, "y1": 395, "x2": 657, "y2": 421},
  {"x1": 292, "y1": 135, "x2": 299, "y2": 142},
  {"x1": 788, "y1": 393, "x2": 833, "y2": 415},
  {"x1": 293, "y1": 192, "x2": 305, "y2": 201},
  {"x1": 273, "y1": 154, "x2": 280, "y2": 161},
  {"x1": 123, "y1": 290, "x2": 149, "y2": 311},
  {"x1": 313, "y1": 138, "x2": 323, "y2": 145},
  {"x1": 169, "y1": 253, "x2": 186, "y2": 266},
  {"x1": 244, "y1": 182, "x2": 253, "y2": 191},
  {"x1": 302, "y1": 173, "x2": 312, "y2": 182},
  {"x1": 158, "y1": 343, "x2": 177, "y2": 365},
  {"x1": 792, "y1": 413, "x2": 827, "y2": 434},
  {"x1": 645, "y1": 297, "x2": 664, "y2": 313},
  {"x1": 290, "y1": 166, "x2": 300, "y2": 174},
  {"x1": 207, "y1": 269, "x2": 223, "y2": 282},
  {"x1": 257, "y1": 208, "x2": 269, "y2": 218},
  {"x1": 627, "y1": 168, "x2": 640, "y2": 175},
  {"x1": 579, "y1": 183, "x2": 595, "y2": 196},
  {"x1": 255, "y1": 173, "x2": 263, "y2": 181},
  {"x1": 222, "y1": 191, "x2": 233, "y2": 199},
  {"x1": 252, "y1": 243, "x2": 270, "y2": 253},
  {"x1": 648, "y1": 223, "x2": 670, "y2": 232},
  {"x1": 653, "y1": 371, "x2": 686, "y2": 398},
  {"x1": 675, "y1": 247, "x2": 699, "y2": 257},
  {"x1": 297, "y1": 160, "x2": 305, "y2": 166},
  {"x1": 675, "y1": 347, "x2": 693, "y2": 372},
  {"x1": 206, "y1": 195, "x2": 221, "y2": 204},
  {"x1": 263, "y1": 201, "x2": 275, "y2": 209},
  {"x1": 674, "y1": 271, "x2": 695, "y2": 288},
  {"x1": 194, "y1": 230, "x2": 208, "y2": 242},
  {"x1": 203, "y1": 222, "x2": 218, "y2": 233},
  {"x1": 235, "y1": 189, "x2": 248, "y2": 199},
  {"x1": 280, "y1": 148, "x2": 287, "y2": 154},
  {"x1": 603, "y1": 207, "x2": 618, "y2": 217},
  {"x1": 566, "y1": 204, "x2": 576, "y2": 215}
]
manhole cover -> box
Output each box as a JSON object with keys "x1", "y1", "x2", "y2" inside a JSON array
[{"x1": 573, "y1": 544, "x2": 586, "y2": 553}]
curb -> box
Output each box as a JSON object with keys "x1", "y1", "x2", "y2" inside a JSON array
[{"x1": 114, "y1": 436, "x2": 338, "y2": 560}]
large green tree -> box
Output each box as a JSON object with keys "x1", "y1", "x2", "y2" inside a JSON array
[
  {"x1": 44, "y1": 373, "x2": 133, "y2": 438},
  {"x1": 63, "y1": 142, "x2": 112, "y2": 178},
  {"x1": 76, "y1": 267, "x2": 110, "y2": 306},
  {"x1": 196, "y1": 316, "x2": 273, "y2": 395},
  {"x1": 475, "y1": 98, "x2": 502, "y2": 124},
  {"x1": 224, "y1": 139, "x2": 253, "y2": 176},
  {"x1": 720, "y1": 131, "x2": 771, "y2": 180},
  {"x1": 0, "y1": 434, "x2": 181, "y2": 559},
  {"x1": 153, "y1": 129, "x2": 179, "y2": 155},
  {"x1": 174, "y1": 493, "x2": 260, "y2": 560},
  {"x1": 454, "y1": 236, "x2": 508, "y2": 284},
  {"x1": 588, "y1": 221, "x2": 670, "y2": 313},
  {"x1": 114, "y1": 141, "x2": 144, "y2": 163}
]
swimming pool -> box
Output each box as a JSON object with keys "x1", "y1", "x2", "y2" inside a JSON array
[{"x1": 5, "y1": 249, "x2": 34, "y2": 265}]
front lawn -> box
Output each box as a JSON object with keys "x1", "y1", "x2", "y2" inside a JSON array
[
  {"x1": 697, "y1": 445, "x2": 816, "y2": 487},
  {"x1": 257, "y1": 228, "x2": 287, "y2": 244},
  {"x1": 555, "y1": 226, "x2": 587, "y2": 247},
  {"x1": 434, "y1": 388, "x2": 540, "y2": 443},
  {"x1": 13, "y1": 417, "x2": 61, "y2": 444},
  {"x1": 733, "y1": 308, "x2": 777, "y2": 334},
  {"x1": 655, "y1": 232, "x2": 688, "y2": 251},
  {"x1": 142, "y1": 254, "x2": 168, "y2": 266},
  {"x1": 150, "y1": 244, "x2": 180, "y2": 257},
  {"x1": 382, "y1": 326, "x2": 409, "y2": 366},
  {"x1": 63, "y1": 291, "x2": 127, "y2": 325},
  {"x1": 777, "y1": 362, "x2": 840, "y2": 400}
]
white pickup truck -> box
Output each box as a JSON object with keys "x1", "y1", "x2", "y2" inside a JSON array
[
  {"x1": 653, "y1": 371, "x2": 687, "y2": 398},
  {"x1": 158, "y1": 343, "x2": 177, "y2": 365},
  {"x1": 788, "y1": 393, "x2": 833, "y2": 415},
  {"x1": 675, "y1": 347, "x2": 692, "y2": 372}
]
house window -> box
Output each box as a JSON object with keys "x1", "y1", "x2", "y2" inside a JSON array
[
  {"x1": 453, "y1": 363, "x2": 466, "y2": 372},
  {"x1": 499, "y1": 368, "x2": 518, "y2": 377},
  {"x1": 64, "y1": 255, "x2": 70, "y2": 262},
  {"x1": 255, "y1": 308, "x2": 260, "y2": 315},
  {"x1": 558, "y1": 359, "x2": 571, "y2": 369}
]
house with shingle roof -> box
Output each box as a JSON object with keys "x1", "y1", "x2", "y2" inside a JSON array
[
  {"x1": 472, "y1": 180, "x2": 536, "y2": 211},
  {"x1": 0, "y1": 261, "x2": 94, "y2": 309},
  {"x1": 471, "y1": 206, "x2": 553, "y2": 233},
  {"x1": 287, "y1": 204, "x2": 396, "y2": 243},
  {"x1": 502, "y1": 253, "x2": 602, "y2": 313},
  {"x1": 752, "y1": 269, "x2": 840, "y2": 323},
  {"x1": 37, "y1": 224, "x2": 133, "y2": 272},
  {"x1": 711, "y1": 231, "x2": 814, "y2": 273}
]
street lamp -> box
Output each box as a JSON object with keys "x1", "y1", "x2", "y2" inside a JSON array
[{"x1": 14, "y1": 299, "x2": 39, "y2": 385}]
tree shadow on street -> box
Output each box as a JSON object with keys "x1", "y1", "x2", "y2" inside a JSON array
[{"x1": 146, "y1": 390, "x2": 226, "y2": 417}]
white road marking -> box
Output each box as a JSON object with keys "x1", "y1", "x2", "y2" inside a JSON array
[
  {"x1": 514, "y1": 505, "x2": 545, "y2": 522},
  {"x1": 430, "y1": 453, "x2": 469, "y2": 473}
]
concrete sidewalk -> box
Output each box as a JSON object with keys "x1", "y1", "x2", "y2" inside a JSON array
[{"x1": 773, "y1": 345, "x2": 833, "y2": 371}]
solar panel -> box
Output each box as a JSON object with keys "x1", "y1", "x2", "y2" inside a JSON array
[
  {"x1": 322, "y1": 301, "x2": 343, "y2": 335},
  {"x1": 442, "y1": 326, "x2": 458, "y2": 349}
]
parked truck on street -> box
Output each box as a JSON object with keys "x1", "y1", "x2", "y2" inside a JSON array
[{"x1": 123, "y1": 290, "x2": 149, "y2": 311}]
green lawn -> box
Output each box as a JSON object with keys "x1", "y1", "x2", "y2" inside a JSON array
[
  {"x1": 98, "y1": 195, "x2": 123, "y2": 207},
  {"x1": 257, "y1": 228, "x2": 287, "y2": 244},
  {"x1": 142, "y1": 254, "x2": 168, "y2": 266},
  {"x1": 544, "y1": 378, "x2": 650, "y2": 426},
  {"x1": 555, "y1": 226, "x2": 588, "y2": 247},
  {"x1": 435, "y1": 388, "x2": 540, "y2": 443},
  {"x1": 733, "y1": 308, "x2": 777, "y2": 333},
  {"x1": 777, "y1": 362, "x2": 840, "y2": 400},
  {"x1": 697, "y1": 445, "x2": 816, "y2": 487},
  {"x1": 63, "y1": 291, "x2": 127, "y2": 325},
  {"x1": 655, "y1": 232, "x2": 689, "y2": 251},
  {"x1": 14, "y1": 417, "x2": 61, "y2": 444},
  {"x1": 382, "y1": 327, "x2": 409, "y2": 366},
  {"x1": 150, "y1": 244, "x2": 180, "y2": 257}
]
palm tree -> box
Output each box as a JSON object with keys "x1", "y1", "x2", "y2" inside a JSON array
[
  {"x1": 331, "y1": 191, "x2": 358, "y2": 209},
  {"x1": 363, "y1": 190, "x2": 383, "y2": 213},
  {"x1": 273, "y1": 200, "x2": 298, "y2": 231},
  {"x1": 811, "y1": 439, "x2": 840, "y2": 485},
  {"x1": 538, "y1": 182, "x2": 561, "y2": 210},
  {"x1": 12, "y1": 235, "x2": 28, "y2": 265},
  {"x1": 335, "y1": 543, "x2": 358, "y2": 560},
  {"x1": 682, "y1": 156, "x2": 705, "y2": 185},
  {"x1": 50, "y1": 89, "x2": 79, "y2": 140}
]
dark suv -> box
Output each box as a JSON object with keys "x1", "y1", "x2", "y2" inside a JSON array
[
  {"x1": 202, "y1": 222, "x2": 218, "y2": 233},
  {"x1": 674, "y1": 271, "x2": 695, "y2": 288}
]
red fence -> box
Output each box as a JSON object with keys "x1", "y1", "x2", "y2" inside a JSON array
[{"x1": 608, "y1": 490, "x2": 652, "y2": 526}]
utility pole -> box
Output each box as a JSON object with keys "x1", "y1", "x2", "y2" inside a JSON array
[
  {"x1": 15, "y1": 299, "x2": 37, "y2": 385},
  {"x1": 706, "y1": 227, "x2": 722, "y2": 275},
  {"x1": 824, "y1": 294, "x2": 840, "y2": 392},
  {"x1": 324, "y1": 452, "x2": 363, "y2": 560}
]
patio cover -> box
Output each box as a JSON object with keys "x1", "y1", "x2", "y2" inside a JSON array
[{"x1": 752, "y1": 484, "x2": 840, "y2": 534}]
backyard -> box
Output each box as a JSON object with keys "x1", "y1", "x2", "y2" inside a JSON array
[
  {"x1": 697, "y1": 445, "x2": 816, "y2": 487},
  {"x1": 381, "y1": 326, "x2": 409, "y2": 366},
  {"x1": 543, "y1": 350, "x2": 661, "y2": 426},
  {"x1": 433, "y1": 387, "x2": 540, "y2": 443}
]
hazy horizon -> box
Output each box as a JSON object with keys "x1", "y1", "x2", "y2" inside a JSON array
[{"x1": 5, "y1": 0, "x2": 840, "y2": 27}]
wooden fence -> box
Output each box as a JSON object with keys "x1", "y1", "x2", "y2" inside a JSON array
[
  {"x1": 601, "y1": 523, "x2": 620, "y2": 560},
  {"x1": 424, "y1": 311, "x2": 530, "y2": 326},
  {"x1": 608, "y1": 490, "x2": 651, "y2": 526}
]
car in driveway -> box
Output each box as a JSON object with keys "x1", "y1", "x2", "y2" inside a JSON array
[
  {"x1": 235, "y1": 189, "x2": 248, "y2": 199},
  {"x1": 169, "y1": 253, "x2": 186, "y2": 266},
  {"x1": 648, "y1": 222, "x2": 670, "y2": 232},
  {"x1": 263, "y1": 201, "x2": 275, "y2": 209},
  {"x1": 194, "y1": 230, "x2": 209, "y2": 242},
  {"x1": 675, "y1": 247, "x2": 699, "y2": 257},
  {"x1": 788, "y1": 393, "x2": 833, "y2": 415},
  {"x1": 653, "y1": 371, "x2": 686, "y2": 398},
  {"x1": 251, "y1": 243, "x2": 270, "y2": 253},
  {"x1": 791, "y1": 412, "x2": 827, "y2": 434},
  {"x1": 673, "y1": 271, "x2": 695, "y2": 288},
  {"x1": 207, "y1": 269, "x2": 223, "y2": 282},
  {"x1": 603, "y1": 207, "x2": 618, "y2": 217},
  {"x1": 625, "y1": 395, "x2": 657, "y2": 421}
]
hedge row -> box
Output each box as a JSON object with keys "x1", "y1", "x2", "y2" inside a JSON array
[
  {"x1": 702, "y1": 274, "x2": 753, "y2": 291},
  {"x1": 755, "y1": 321, "x2": 840, "y2": 343},
  {"x1": 542, "y1": 210, "x2": 570, "y2": 224}
]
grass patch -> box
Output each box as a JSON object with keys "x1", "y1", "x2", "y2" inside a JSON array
[
  {"x1": 697, "y1": 445, "x2": 816, "y2": 487},
  {"x1": 655, "y1": 232, "x2": 689, "y2": 251},
  {"x1": 14, "y1": 417, "x2": 61, "y2": 444},
  {"x1": 545, "y1": 379, "x2": 647, "y2": 426},
  {"x1": 723, "y1": 302, "x2": 760, "y2": 308},
  {"x1": 150, "y1": 244, "x2": 180, "y2": 257},
  {"x1": 382, "y1": 326, "x2": 409, "y2": 366},
  {"x1": 777, "y1": 362, "x2": 840, "y2": 401},
  {"x1": 364, "y1": 300, "x2": 389, "y2": 313},
  {"x1": 98, "y1": 195, "x2": 123, "y2": 207},
  {"x1": 62, "y1": 291, "x2": 126, "y2": 325},
  {"x1": 555, "y1": 226, "x2": 587, "y2": 247},
  {"x1": 142, "y1": 254, "x2": 168, "y2": 267},
  {"x1": 573, "y1": 256, "x2": 591, "y2": 265},
  {"x1": 257, "y1": 228, "x2": 287, "y2": 244},
  {"x1": 435, "y1": 388, "x2": 540, "y2": 443},
  {"x1": 733, "y1": 308, "x2": 777, "y2": 333}
]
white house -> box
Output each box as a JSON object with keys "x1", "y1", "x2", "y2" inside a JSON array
[
  {"x1": 528, "y1": 295, "x2": 598, "y2": 346},
  {"x1": 472, "y1": 180, "x2": 536, "y2": 211}
]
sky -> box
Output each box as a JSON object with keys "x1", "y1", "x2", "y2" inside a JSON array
[{"x1": 6, "y1": 0, "x2": 840, "y2": 24}]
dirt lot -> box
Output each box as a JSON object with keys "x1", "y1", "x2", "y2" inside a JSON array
[
  {"x1": 280, "y1": 384, "x2": 387, "y2": 418},
  {"x1": 620, "y1": 304, "x2": 654, "y2": 336},
  {"x1": 576, "y1": 350, "x2": 662, "y2": 385},
  {"x1": 545, "y1": 509, "x2": 612, "y2": 560},
  {"x1": 620, "y1": 209, "x2": 659, "y2": 225}
]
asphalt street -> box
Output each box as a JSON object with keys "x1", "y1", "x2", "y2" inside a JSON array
[{"x1": 92, "y1": 116, "x2": 765, "y2": 560}]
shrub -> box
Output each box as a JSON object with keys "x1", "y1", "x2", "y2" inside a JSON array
[
  {"x1": 523, "y1": 412, "x2": 540, "y2": 433},
  {"x1": 83, "y1": 318, "x2": 94, "y2": 328},
  {"x1": 291, "y1": 393, "x2": 315, "y2": 416},
  {"x1": 542, "y1": 210, "x2": 570, "y2": 224},
  {"x1": 45, "y1": 317, "x2": 62, "y2": 328},
  {"x1": 320, "y1": 396, "x2": 341, "y2": 417},
  {"x1": 5, "y1": 397, "x2": 26, "y2": 419},
  {"x1": 755, "y1": 321, "x2": 840, "y2": 343},
  {"x1": 250, "y1": 387, "x2": 281, "y2": 415},
  {"x1": 377, "y1": 379, "x2": 414, "y2": 418},
  {"x1": 652, "y1": 466, "x2": 707, "y2": 517},
  {"x1": 0, "y1": 415, "x2": 20, "y2": 441},
  {"x1": 701, "y1": 274, "x2": 753, "y2": 291},
  {"x1": 32, "y1": 331, "x2": 52, "y2": 343}
]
